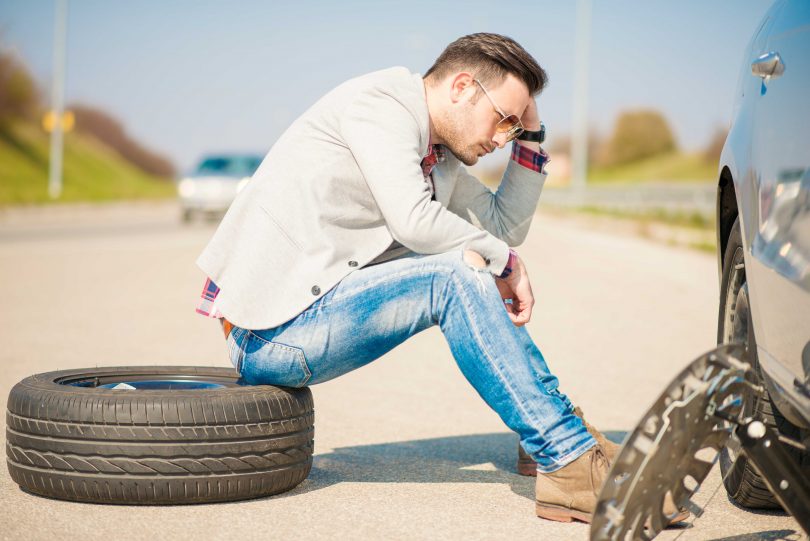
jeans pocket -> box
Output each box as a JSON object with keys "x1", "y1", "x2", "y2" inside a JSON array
[{"x1": 239, "y1": 330, "x2": 312, "y2": 387}]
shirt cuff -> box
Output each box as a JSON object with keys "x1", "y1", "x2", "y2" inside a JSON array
[{"x1": 511, "y1": 140, "x2": 549, "y2": 174}]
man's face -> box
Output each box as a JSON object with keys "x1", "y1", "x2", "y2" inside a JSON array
[{"x1": 437, "y1": 73, "x2": 530, "y2": 166}]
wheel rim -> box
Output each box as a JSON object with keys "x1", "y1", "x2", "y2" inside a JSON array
[
  {"x1": 721, "y1": 245, "x2": 746, "y2": 344},
  {"x1": 57, "y1": 374, "x2": 244, "y2": 390},
  {"x1": 721, "y1": 251, "x2": 755, "y2": 462}
]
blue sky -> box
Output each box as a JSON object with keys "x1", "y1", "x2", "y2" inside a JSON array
[{"x1": 1, "y1": 0, "x2": 772, "y2": 172}]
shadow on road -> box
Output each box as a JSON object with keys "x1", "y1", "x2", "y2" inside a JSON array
[
  {"x1": 709, "y1": 529, "x2": 801, "y2": 541},
  {"x1": 285, "y1": 430, "x2": 628, "y2": 503}
]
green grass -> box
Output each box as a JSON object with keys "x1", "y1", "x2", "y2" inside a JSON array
[
  {"x1": 0, "y1": 121, "x2": 176, "y2": 206},
  {"x1": 588, "y1": 151, "x2": 719, "y2": 183},
  {"x1": 577, "y1": 205, "x2": 715, "y2": 230}
]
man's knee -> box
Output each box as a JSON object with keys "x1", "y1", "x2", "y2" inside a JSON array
[{"x1": 463, "y1": 249, "x2": 487, "y2": 269}]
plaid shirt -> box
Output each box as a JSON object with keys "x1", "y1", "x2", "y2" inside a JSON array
[{"x1": 196, "y1": 141, "x2": 547, "y2": 318}]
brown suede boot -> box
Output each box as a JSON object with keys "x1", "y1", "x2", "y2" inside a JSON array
[
  {"x1": 535, "y1": 445, "x2": 611, "y2": 523},
  {"x1": 573, "y1": 407, "x2": 620, "y2": 462},
  {"x1": 535, "y1": 445, "x2": 690, "y2": 525},
  {"x1": 517, "y1": 407, "x2": 620, "y2": 476}
]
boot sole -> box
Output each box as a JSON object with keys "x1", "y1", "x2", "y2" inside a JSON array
[{"x1": 535, "y1": 502, "x2": 593, "y2": 523}]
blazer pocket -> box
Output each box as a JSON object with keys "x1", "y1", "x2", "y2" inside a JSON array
[
  {"x1": 239, "y1": 331, "x2": 312, "y2": 387},
  {"x1": 259, "y1": 204, "x2": 302, "y2": 251}
]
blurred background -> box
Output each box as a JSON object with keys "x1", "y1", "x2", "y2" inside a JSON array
[{"x1": 1, "y1": 0, "x2": 771, "y2": 242}]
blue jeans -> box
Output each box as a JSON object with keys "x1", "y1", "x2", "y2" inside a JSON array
[{"x1": 226, "y1": 250, "x2": 596, "y2": 472}]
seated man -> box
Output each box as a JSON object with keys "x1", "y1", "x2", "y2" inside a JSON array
[{"x1": 196, "y1": 32, "x2": 682, "y2": 525}]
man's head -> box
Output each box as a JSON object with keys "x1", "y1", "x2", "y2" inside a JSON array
[{"x1": 424, "y1": 33, "x2": 547, "y2": 165}]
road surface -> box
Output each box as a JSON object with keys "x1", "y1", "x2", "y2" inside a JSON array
[{"x1": 0, "y1": 201, "x2": 802, "y2": 540}]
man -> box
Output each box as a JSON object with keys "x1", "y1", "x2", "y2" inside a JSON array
[{"x1": 196, "y1": 33, "x2": 685, "y2": 525}]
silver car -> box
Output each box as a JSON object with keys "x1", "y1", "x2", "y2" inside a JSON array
[
  {"x1": 178, "y1": 154, "x2": 263, "y2": 222},
  {"x1": 716, "y1": 0, "x2": 810, "y2": 509}
]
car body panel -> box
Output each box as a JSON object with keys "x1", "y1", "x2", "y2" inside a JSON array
[{"x1": 718, "y1": 0, "x2": 810, "y2": 427}]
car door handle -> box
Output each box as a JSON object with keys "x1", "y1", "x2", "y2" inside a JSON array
[{"x1": 751, "y1": 51, "x2": 785, "y2": 80}]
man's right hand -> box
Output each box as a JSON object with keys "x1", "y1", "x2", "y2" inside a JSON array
[{"x1": 495, "y1": 253, "x2": 535, "y2": 326}]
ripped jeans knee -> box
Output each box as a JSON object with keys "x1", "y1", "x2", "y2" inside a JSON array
[{"x1": 460, "y1": 249, "x2": 492, "y2": 295}]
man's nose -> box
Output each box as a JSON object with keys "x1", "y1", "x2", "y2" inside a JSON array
[{"x1": 492, "y1": 132, "x2": 508, "y2": 149}]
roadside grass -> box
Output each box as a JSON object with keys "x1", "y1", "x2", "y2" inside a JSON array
[
  {"x1": 577, "y1": 205, "x2": 715, "y2": 230},
  {"x1": 588, "y1": 151, "x2": 718, "y2": 183},
  {"x1": 0, "y1": 121, "x2": 176, "y2": 206},
  {"x1": 545, "y1": 205, "x2": 717, "y2": 254}
]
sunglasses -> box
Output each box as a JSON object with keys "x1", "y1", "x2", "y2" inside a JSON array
[{"x1": 473, "y1": 79, "x2": 524, "y2": 142}]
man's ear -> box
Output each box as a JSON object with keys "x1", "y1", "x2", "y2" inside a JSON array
[{"x1": 448, "y1": 72, "x2": 475, "y2": 104}]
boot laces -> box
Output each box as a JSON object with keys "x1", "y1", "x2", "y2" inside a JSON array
[{"x1": 590, "y1": 445, "x2": 609, "y2": 492}]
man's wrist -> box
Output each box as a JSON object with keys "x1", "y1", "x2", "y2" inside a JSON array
[
  {"x1": 516, "y1": 140, "x2": 541, "y2": 152},
  {"x1": 498, "y1": 248, "x2": 518, "y2": 279},
  {"x1": 511, "y1": 141, "x2": 549, "y2": 174}
]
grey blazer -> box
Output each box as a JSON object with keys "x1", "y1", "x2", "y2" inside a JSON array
[{"x1": 197, "y1": 67, "x2": 547, "y2": 330}]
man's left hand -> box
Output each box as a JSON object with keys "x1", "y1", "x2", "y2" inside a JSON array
[{"x1": 521, "y1": 98, "x2": 541, "y2": 132}]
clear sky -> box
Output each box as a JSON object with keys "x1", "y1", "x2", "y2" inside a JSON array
[{"x1": 1, "y1": 0, "x2": 773, "y2": 173}]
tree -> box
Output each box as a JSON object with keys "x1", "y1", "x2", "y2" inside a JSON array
[
  {"x1": 0, "y1": 49, "x2": 40, "y2": 125},
  {"x1": 70, "y1": 104, "x2": 176, "y2": 178},
  {"x1": 703, "y1": 126, "x2": 729, "y2": 164},
  {"x1": 599, "y1": 109, "x2": 676, "y2": 166}
]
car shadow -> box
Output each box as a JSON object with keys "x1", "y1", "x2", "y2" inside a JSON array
[
  {"x1": 708, "y1": 529, "x2": 801, "y2": 541},
  {"x1": 282, "y1": 430, "x2": 629, "y2": 502}
]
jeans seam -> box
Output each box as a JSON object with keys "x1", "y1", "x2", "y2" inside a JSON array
[
  {"x1": 245, "y1": 330, "x2": 312, "y2": 386},
  {"x1": 231, "y1": 327, "x2": 247, "y2": 373}
]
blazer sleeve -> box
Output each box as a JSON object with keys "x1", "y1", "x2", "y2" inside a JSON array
[
  {"x1": 341, "y1": 87, "x2": 510, "y2": 275},
  {"x1": 446, "y1": 156, "x2": 547, "y2": 247}
]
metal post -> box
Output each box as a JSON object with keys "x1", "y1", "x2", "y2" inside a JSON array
[
  {"x1": 48, "y1": 0, "x2": 68, "y2": 200},
  {"x1": 571, "y1": 0, "x2": 592, "y2": 196}
]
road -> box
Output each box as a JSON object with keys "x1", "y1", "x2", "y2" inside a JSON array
[{"x1": 0, "y1": 201, "x2": 803, "y2": 541}]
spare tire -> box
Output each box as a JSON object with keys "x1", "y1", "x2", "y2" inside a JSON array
[{"x1": 5, "y1": 366, "x2": 314, "y2": 504}]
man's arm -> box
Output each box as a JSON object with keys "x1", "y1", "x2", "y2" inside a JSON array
[
  {"x1": 446, "y1": 96, "x2": 547, "y2": 246},
  {"x1": 341, "y1": 88, "x2": 511, "y2": 275},
  {"x1": 446, "y1": 143, "x2": 547, "y2": 246}
]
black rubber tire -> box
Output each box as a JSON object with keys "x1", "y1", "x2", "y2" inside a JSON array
[
  {"x1": 5, "y1": 366, "x2": 314, "y2": 505},
  {"x1": 717, "y1": 218, "x2": 806, "y2": 509}
]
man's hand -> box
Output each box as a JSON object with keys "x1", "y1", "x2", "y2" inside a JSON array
[
  {"x1": 495, "y1": 253, "x2": 534, "y2": 326},
  {"x1": 521, "y1": 97, "x2": 541, "y2": 132}
]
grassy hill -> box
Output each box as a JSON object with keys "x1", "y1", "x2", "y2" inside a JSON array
[
  {"x1": 0, "y1": 121, "x2": 176, "y2": 206},
  {"x1": 588, "y1": 150, "x2": 719, "y2": 183}
]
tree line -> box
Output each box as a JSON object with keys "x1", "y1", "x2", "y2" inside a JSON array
[{"x1": 0, "y1": 44, "x2": 175, "y2": 179}]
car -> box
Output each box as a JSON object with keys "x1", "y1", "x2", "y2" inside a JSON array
[
  {"x1": 716, "y1": 0, "x2": 810, "y2": 510},
  {"x1": 177, "y1": 154, "x2": 264, "y2": 222}
]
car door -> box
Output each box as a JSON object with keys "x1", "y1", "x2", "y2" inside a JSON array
[{"x1": 747, "y1": 0, "x2": 810, "y2": 396}]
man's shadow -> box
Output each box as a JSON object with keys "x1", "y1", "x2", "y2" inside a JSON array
[{"x1": 285, "y1": 430, "x2": 628, "y2": 502}]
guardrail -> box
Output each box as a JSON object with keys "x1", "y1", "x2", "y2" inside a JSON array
[{"x1": 539, "y1": 182, "x2": 716, "y2": 218}]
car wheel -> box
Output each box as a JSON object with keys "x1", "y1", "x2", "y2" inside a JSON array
[
  {"x1": 6, "y1": 366, "x2": 314, "y2": 504},
  {"x1": 717, "y1": 217, "x2": 805, "y2": 509}
]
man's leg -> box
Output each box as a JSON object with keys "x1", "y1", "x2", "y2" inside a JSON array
[{"x1": 228, "y1": 250, "x2": 595, "y2": 473}]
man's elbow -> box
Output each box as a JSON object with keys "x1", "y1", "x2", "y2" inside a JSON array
[{"x1": 498, "y1": 222, "x2": 531, "y2": 247}]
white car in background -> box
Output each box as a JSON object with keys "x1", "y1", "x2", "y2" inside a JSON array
[{"x1": 177, "y1": 154, "x2": 263, "y2": 222}]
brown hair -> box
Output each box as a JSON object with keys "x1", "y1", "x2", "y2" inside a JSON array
[{"x1": 425, "y1": 33, "x2": 547, "y2": 95}]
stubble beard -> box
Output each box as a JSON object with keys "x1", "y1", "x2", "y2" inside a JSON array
[{"x1": 435, "y1": 106, "x2": 480, "y2": 166}]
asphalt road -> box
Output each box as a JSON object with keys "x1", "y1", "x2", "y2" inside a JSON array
[{"x1": 0, "y1": 201, "x2": 803, "y2": 541}]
